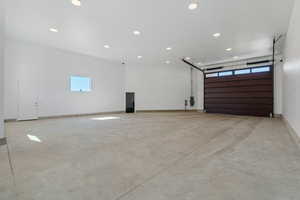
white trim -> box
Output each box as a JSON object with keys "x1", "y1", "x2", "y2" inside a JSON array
[{"x1": 283, "y1": 117, "x2": 300, "y2": 148}]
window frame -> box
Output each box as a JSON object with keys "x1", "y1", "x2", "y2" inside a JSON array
[{"x1": 70, "y1": 75, "x2": 92, "y2": 93}]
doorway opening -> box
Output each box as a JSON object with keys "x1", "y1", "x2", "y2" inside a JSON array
[{"x1": 126, "y1": 92, "x2": 135, "y2": 113}]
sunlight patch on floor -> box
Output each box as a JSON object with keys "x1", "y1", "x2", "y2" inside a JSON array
[
  {"x1": 91, "y1": 116, "x2": 120, "y2": 121},
  {"x1": 27, "y1": 134, "x2": 42, "y2": 143}
]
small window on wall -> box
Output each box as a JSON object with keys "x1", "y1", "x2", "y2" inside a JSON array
[
  {"x1": 251, "y1": 66, "x2": 271, "y2": 73},
  {"x1": 70, "y1": 76, "x2": 92, "y2": 92}
]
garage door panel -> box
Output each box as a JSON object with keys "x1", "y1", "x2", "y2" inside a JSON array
[
  {"x1": 205, "y1": 103, "x2": 273, "y2": 111},
  {"x1": 205, "y1": 85, "x2": 273, "y2": 93},
  {"x1": 204, "y1": 97, "x2": 273, "y2": 105},
  {"x1": 206, "y1": 108, "x2": 271, "y2": 116},
  {"x1": 205, "y1": 79, "x2": 272, "y2": 88},
  {"x1": 205, "y1": 91, "x2": 273, "y2": 98}
]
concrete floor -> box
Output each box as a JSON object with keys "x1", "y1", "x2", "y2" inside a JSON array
[{"x1": 1, "y1": 112, "x2": 300, "y2": 200}]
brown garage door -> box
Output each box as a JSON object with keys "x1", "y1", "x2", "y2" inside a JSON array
[{"x1": 204, "y1": 66, "x2": 273, "y2": 117}]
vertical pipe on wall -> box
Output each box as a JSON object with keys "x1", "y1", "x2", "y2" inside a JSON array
[
  {"x1": 190, "y1": 67, "x2": 195, "y2": 107},
  {"x1": 272, "y1": 37, "x2": 275, "y2": 117},
  {"x1": 190, "y1": 67, "x2": 193, "y2": 97},
  {"x1": 0, "y1": 0, "x2": 5, "y2": 139}
]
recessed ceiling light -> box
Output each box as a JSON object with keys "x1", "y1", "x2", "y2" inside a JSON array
[
  {"x1": 71, "y1": 0, "x2": 81, "y2": 6},
  {"x1": 233, "y1": 56, "x2": 239, "y2": 59},
  {"x1": 226, "y1": 48, "x2": 232, "y2": 51},
  {"x1": 197, "y1": 62, "x2": 202, "y2": 65},
  {"x1": 137, "y1": 56, "x2": 143, "y2": 59},
  {"x1": 165, "y1": 60, "x2": 171, "y2": 64},
  {"x1": 213, "y1": 33, "x2": 221, "y2": 38},
  {"x1": 166, "y1": 47, "x2": 172, "y2": 51},
  {"x1": 133, "y1": 30, "x2": 141, "y2": 35},
  {"x1": 49, "y1": 28, "x2": 58, "y2": 33},
  {"x1": 104, "y1": 45, "x2": 110, "y2": 49},
  {"x1": 188, "y1": 3, "x2": 198, "y2": 10},
  {"x1": 185, "y1": 57, "x2": 191, "y2": 60}
]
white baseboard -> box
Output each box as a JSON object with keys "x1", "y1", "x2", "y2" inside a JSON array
[
  {"x1": 136, "y1": 109, "x2": 199, "y2": 113},
  {"x1": 274, "y1": 114, "x2": 282, "y2": 118},
  {"x1": 5, "y1": 111, "x2": 125, "y2": 122},
  {"x1": 283, "y1": 117, "x2": 300, "y2": 148}
]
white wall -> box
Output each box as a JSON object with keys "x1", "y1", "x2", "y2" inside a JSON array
[
  {"x1": 5, "y1": 39, "x2": 202, "y2": 119},
  {"x1": 283, "y1": 0, "x2": 300, "y2": 137},
  {"x1": 125, "y1": 62, "x2": 199, "y2": 111},
  {"x1": 274, "y1": 59, "x2": 283, "y2": 115},
  {"x1": 195, "y1": 70, "x2": 204, "y2": 111},
  {"x1": 0, "y1": 0, "x2": 4, "y2": 138},
  {"x1": 4, "y1": 39, "x2": 125, "y2": 119}
]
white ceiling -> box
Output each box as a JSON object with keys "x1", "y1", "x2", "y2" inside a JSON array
[{"x1": 5, "y1": 0, "x2": 295, "y2": 65}]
